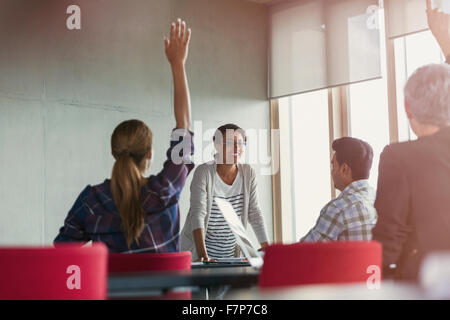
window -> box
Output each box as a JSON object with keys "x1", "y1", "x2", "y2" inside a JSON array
[
  {"x1": 279, "y1": 90, "x2": 332, "y2": 241},
  {"x1": 348, "y1": 8, "x2": 390, "y2": 188},
  {"x1": 272, "y1": 8, "x2": 447, "y2": 244},
  {"x1": 348, "y1": 78, "x2": 390, "y2": 188}
]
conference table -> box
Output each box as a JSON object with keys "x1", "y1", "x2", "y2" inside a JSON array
[
  {"x1": 107, "y1": 266, "x2": 433, "y2": 300},
  {"x1": 107, "y1": 265, "x2": 260, "y2": 299}
]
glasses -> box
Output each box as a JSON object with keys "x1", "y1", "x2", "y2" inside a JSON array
[{"x1": 222, "y1": 141, "x2": 247, "y2": 147}]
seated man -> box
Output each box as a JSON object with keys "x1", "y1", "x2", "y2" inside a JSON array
[{"x1": 300, "y1": 137, "x2": 376, "y2": 242}]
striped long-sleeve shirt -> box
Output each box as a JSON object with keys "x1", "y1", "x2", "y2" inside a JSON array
[{"x1": 54, "y1": 128, "x2": 194, "y2": 253}]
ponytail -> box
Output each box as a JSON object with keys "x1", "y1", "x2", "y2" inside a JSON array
[{"x1": 110, "y1": 120, "x2": 153, "y2": 249}]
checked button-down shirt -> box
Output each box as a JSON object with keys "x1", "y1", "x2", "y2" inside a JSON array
[{"x1": 300, "y1": 180, "x2": 377, "y2": 242}]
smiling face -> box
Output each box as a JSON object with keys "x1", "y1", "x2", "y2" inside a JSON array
[{"x1": 214, "y1": 130, "x2": 246, "y2": 164}]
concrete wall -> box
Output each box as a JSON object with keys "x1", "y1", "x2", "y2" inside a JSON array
[{"x1": 0, "y1": 0, "x2": 272, "y2": 247}]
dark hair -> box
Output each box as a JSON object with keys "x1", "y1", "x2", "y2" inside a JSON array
[
  {"x1": 332, "y1": 137, "x2": 373, "y2": 180},
  {"x1": 213, "y1": 123, "x2": 247, "y2": 143}
]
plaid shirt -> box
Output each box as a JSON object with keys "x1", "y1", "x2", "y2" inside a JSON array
[
  {"x1": 300, "y1": 180, "x2": 377, "y2": 242},
  {"x1": 54, "y1": 128, "x2": 195, "y2": 253}
]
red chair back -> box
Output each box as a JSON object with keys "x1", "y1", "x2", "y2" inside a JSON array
[
  {"x1": 0, "y1": 243, "x2": 108, "y2": 300},
  {"x1": 259, "y1": 241, "x2": 382, "y2": 288},
  {"x1": 108, "y1": 251, "x2": 192, "y2": 300}
]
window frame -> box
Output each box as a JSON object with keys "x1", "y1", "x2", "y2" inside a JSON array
[
  {"x1": 270, "y1": 86, "x2": 347, "y2": 243},
  {"x1": 269, "y1": 0, "x2": 444, "y2": 243}
]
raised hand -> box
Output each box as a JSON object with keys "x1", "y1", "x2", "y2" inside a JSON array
[
  {"x1": 164, "y1": 19, "x2": 192, "y2": 67},
  {"x1": 426, "y1": 0, "x2": 450, "y2": 57},
  {"x1": 164, "y1": 19, "x2": 192, "y2": 130}
]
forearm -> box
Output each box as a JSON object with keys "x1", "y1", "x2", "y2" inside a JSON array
[
  {"x1": 193, "y1": 228, "x2": 208, "y2": 258},
  {"x1": 249, "y1": 212, "x2": 269, "y2": 244},
  {"x1": 426, "y1": 0, "x2": 450, "y2": 58},
  {"x1": 300, "y1": 228, "x2": 326, "y2": 242},
  {"x1": 248, "y1": 171, "x2": 269, "y2": 244},
  {"x1": 171, "y1": 64, "x2": 191, "y2": 130}
]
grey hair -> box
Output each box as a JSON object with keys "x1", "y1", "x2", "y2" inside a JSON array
[{"x1": 404, "y1": 63, "x2": 450, "y2": 127}]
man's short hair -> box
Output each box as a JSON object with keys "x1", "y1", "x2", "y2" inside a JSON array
[
  {"x1": 404, "y1": 63, "x2": 450, "y2": 127},
  {"x1": 332, "y1": 137, "x2": 373, "y2": 180}
]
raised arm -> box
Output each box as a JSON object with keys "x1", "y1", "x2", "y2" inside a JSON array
[
  {"x1": 164, "y1": 19, "x2": 192, "y2": 130},
  {"x1": 426, "y1": 0, "x2": 450, "y2": 58}
]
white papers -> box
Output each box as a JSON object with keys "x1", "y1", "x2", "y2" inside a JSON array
[{"x1": 214, "y1": 197, "x2": 264, "y2": 269}]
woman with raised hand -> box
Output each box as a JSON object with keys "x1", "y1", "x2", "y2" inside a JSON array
[
  {"x1": 181, "y1": 124, "x2": 269, "y2": 261},
  {"x1": 54, "y1": 19, "x2": 194, "y2": 253}
]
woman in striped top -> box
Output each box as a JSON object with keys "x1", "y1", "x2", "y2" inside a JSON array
[{"x1": 180, "y1": 124, "x2": 269, "y2": 261}]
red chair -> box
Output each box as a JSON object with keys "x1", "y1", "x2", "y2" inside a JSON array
[
  {"x1": 259, "y1": 241, "x2": 382, "y2": 289},
  {"x1": 109, "y1": 251, "x2": 192, "y2": 299},
  {"x1": 0, "y1": 243, "x2": 108, "y2": 300}
]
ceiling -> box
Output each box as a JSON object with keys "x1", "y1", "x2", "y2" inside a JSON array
[
  {"x1": 245, "y1": 0, "x2": 286, "y2": 5},
  {"x1": 247, "y1": 0, "x2": 272, "y2": 3}
]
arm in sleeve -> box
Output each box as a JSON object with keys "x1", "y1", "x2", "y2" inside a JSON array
[
  {"x1": 372, "y1": 145, "x2": 412, "y2": 268},
  {"x1": 247, "y1": 166, "x2": 269, "y2": 244},
  {"x1": 147, "y1": 128, "x2": 195, "y2": 207},
  {"x1": 54, "y1": 186, "x2": 91, "y2": 244},
  {"x1": 188, "y1": 166, "x2": 209, "y2": 232},
  {"x1": 300, "y1": 203, "x2": 343, "y2": 242}
]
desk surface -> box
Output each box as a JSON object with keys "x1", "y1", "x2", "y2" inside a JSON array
[
  {"x1": 226, "y1": 281, "x2": 426, "y2": 300},
  {"x1": 108, "y1": 266, "x2": 260, "y2": 298}
]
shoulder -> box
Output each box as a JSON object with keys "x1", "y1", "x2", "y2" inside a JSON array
[
  {"x1": 82, "y1": 180, "x2": 114, "y2": 210},
  {"x1": 381, "y1": 139, "x2": 423, "y2": 156},
  {"x1": 239, "y1": 164, "x2": 255, "y2": 177},
  {"x1": 379, "y1": 140, "x2": 422, "y2": 168},
  {"x1": 76, "y1": 184, "x2": 94, "y2": 202},
  {"x1": 90, "y1": 179, "x2": 111, "y2": 195},
  {"x1": 320, "y1": 198, "x2": 342, "y2": 218},
  {"x1": 67, "y1": 185, "x2": 95, "y2": 217},
  {"x1": 191, "y1": 162, "x2": 214, "y2": 181},
  {"x1": 195, "y1": 162, "x2": 214, "y2": 174},
  {"x1": 342, "y1": 195, "x2": 376, "y2": 218},
  {"x1": 90, "y1": 179, "x2": 109, "y2": 190}
]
